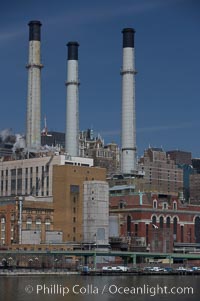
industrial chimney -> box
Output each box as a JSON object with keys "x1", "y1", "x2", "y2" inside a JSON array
[
  {"x1": 26, "y1": 21, "x2": 43, "y2": 150},
  {"x1": 65, "y1": 42, "x2": 79, "y2": 156},
  {"x1": 121, "y1": 28, "x2": 137, "y2": 174}
]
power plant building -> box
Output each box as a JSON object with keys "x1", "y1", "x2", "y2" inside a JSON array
[
  {"x1": 52, "y1": 165, "x2": 107, "y2": 243},
  {"x1": 0, "y1": 154, "x2": 93, "y2": 198},
  {"x1": 2, "y1": 19, "x2": 200, "y2": 257}
]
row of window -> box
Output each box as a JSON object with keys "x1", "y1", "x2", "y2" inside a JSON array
[
  {"x1": 0, "y1": 166, "x2": 50, "y2": 196},
  {"x1": 153, "y1": 200, "x2": 177, "y2": 210},
  {"x1": 1, "y1": 166, "x2": 50, "y2": 177},
  {"x1": 26, "y1": 218, "x2": 51, "y2": 230},
  {"x1": 118, "y1": 200, "x2": 177, "y2": 210}
]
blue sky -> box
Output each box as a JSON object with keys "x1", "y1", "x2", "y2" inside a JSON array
[{"x1": 0, "y1": 0, "x2": 199, "y2": 157}]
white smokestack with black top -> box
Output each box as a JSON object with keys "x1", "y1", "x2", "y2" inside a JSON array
[
  {"x1": 121, "y1": 28, "x2": 137, "y2": 174},
  {"x1": 65, "y1": 42, "x2": 79, "y2": 156},
  {"x1": 26, "y1": 20, "x2": 43, "y2": 150}
]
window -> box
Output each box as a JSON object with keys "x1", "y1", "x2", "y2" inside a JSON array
[
  {"x1": 166, "y1": 216, "x2": 171, "y2": 228},
  {"x1": 11, "y1": 169, "x2": 16, "y2": 177},
  {"x1": 152, "y1": 215, "x2": 157, "y2": 226},
  {"x1": 1, "y1": 224, "x2": 5, "y2": 231},
  {"x1": 46, "y1": 176, "x2": 49, "y2": 188},
  {"x1": 45, "y1": 218, "x2": 51, "y2": 231},
  {"x1": 181, "y1": 225, "x2": 184, "y2": 243},
  {"x1": 26, "y1": 217, "x2": 32, "y2": 230},
  {"x1": 159, "y1": 216, "x2": 164, "y2": 228},
  {"x1": 173, "y1": 202, "x2": 177, "y2": 210},
  {"x1": 153, "y1": 200, "x2": 157, "y2": 209},
  {"x1": 173, "y1": 217, "x2": 178, "y2": 241},
  {"x1": 195, "y1": 217, "x2": 200, "y2": 243},
  {"x1": 127, "y1": 216, "x2": 131, "y2": 236},
  {"x1": 17, "y1": 169, "x2": 22, "y2": 176},
  {"x1": 135, "y1": 224, "x2": 138, "y2": 237},
  {"x1": 17, "y1": 178, "x2": 22, "y2": 194},
  {"x1": 119, "y1": 200, "x2": 126, "y2": 209},
  {"x1": 163, "y1": 203, "x2": 168, "y2": 210},
  {"x1": 36, "y1": 218, "x2": 41, "y2": 230},
  {"x1": 25, "y1": 178, "x2": 28, "y2": 191},
  {"x1": 152, "y1": 215, "x2": 158, "y2": 229},
  {"x1": 11, "y1": 179, "x2": 16, "y2": 193},
  {"x1": 146, "y1": 224, "x2": 149, "y2": 245},
  {"x1": 70, "y1": 185, "x2": 79, "y2": 193}
]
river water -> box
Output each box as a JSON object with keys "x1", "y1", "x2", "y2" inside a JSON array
[{"x1": 0, "y1": 275, "x2": 199, "y2": 301}]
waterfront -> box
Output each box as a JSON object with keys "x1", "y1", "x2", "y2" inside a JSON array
[{"x1": 0, "y1": 275, "x2": 200, "y2": 301}]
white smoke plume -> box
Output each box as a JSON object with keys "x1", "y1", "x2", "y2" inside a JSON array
[
  {"x1": 12, "y1": 134, "x2": 26, "y2": 152},
  {"x1": 41, "y1": 144, "x2": 61, "y2": 153},
  {"x1": 0, "y1": 128, "x2": 12, "y2": 141}
]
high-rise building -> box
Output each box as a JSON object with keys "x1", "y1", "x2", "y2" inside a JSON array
[
  {"x1": 167, "y1": 150, "x2": 192, "y2": 165},
  {"x1": 190, "y1": 174, "x2": 200, "y2": 204},
  {"x1": 138, "y1": 147, "x2": 183, "y2": 196}
]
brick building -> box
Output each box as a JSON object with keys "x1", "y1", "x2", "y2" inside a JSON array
[
  {"x1": 138, "y1": 147, "x2": 183, "y2": 196},
  {"x1": 167, "y1": 150, "x2": 192, "y2": 165},
  {"x1": 109, "y1": 189, "x2": 200, "y2": 253},
  {"x1": 53, "y1": 164, "x2": 108, "y2": 245},
  {"x1": 190, "y1": 174, "x2": 200, "y2": 204},
  {"x1": 0, "y1": 196, "x2": 61, "y2": 247}
]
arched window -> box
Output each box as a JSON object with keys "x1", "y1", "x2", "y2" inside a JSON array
[
  {"x1": 173, "y1": 217, "x2": 178, "y2": 241},
  {"x1": 166, "y1": 216, "x2": 171, "y2": 228},
  {"x1": 195, "y1": 216, "x2": 200, "y2": 243},
  {"x1": 152, "y1": 215, "x2": 157, "y2": 227},
  {"x1": 36, "y1": 218, "x2": 41, "y2": 230},
  {"x1": 159, "y1": 216, "x2": 164, "y2": 228},
  {"x1": 153, "y1": 200, "x2": 157, "y2": 209},
  {"x1": 173, "y1": 201, "x2": 177, "y2": 210},
  {"x1": 127, "y1": 216, "x2": 131, "y2": 236},
  {"x1": 119, "y1": 200, "x2": 125, "y2": 209}
]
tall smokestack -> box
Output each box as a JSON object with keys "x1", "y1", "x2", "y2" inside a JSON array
[
  {"x1": 65, "y1": 42, "x2": 79, "y2": 156},
  {"x1": 26, "y1": 20, "x2": 43, "y2": 150},
  {"x1": 121, "y1": 28, "x2": 137, "y2": 174}
]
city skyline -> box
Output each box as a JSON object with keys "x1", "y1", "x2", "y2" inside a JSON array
[{"x1": 0, "y1": 0, "x2": 199, "y2": 157}]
